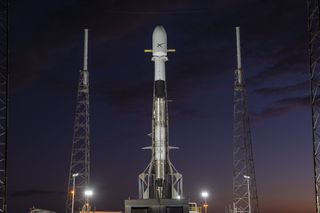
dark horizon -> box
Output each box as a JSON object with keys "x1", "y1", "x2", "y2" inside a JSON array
[{"x1": 9, "y1": 0, "x2": 312, "y2": 212}]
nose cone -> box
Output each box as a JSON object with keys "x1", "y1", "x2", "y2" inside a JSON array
[{"x1": 152, "y1": 25, "x2": 167, "y2": 56}]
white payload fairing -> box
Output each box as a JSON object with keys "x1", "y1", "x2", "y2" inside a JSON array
[{"x1": 139, "y1": 26, "x2": 182, "y2": 200}]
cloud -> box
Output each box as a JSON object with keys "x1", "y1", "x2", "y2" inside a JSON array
[
  {"x1": 254, "y1": 95, "x2": 309, "y2": 120},
  {"x1": 255, "y1": 106, "x2": 292, "y2": 119},
  {"x1": 247, "y1": 42, "x2": 307, "y2": 85},
  {"x1": 275, "y1": 96, "x2": 309, "y2": 106},
  {"x1": 253, "y1": 80, "x2": 309, "y2": 96}
]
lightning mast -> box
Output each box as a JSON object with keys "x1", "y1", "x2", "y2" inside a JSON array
[
  {"x1": 0, "y1": 0, "x2": 8, "y2": 212},
  {"x1": 232, "y1": 27, "x2": 259, "y2": 213},
  {"x1": 308, "y1": 0, "x2": 320, "y2": 212},
  {"x1": 65, "y1": 29, "x2": 90, "y2": 213}
]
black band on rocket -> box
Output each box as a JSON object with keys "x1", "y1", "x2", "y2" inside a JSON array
[{"x1": 155, "y1": 80, "x2": 165, "y2": 97}]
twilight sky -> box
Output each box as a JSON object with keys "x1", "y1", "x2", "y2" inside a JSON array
[{"x1": 9, "y1": 0, "x2": 312, "y2": 212}]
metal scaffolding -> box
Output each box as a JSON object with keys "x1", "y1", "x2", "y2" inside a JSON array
[
  {"x1": 308, "y1": 0, "x2": 320, "y2": 212},
  {"x1": 65, "y1": 29, "x2": 90, "y2": 213},
  {"x1": 232, "y1": 27, "x2": 259, "y2": 213},
  {"x1": 0, "y1": 0, "x2": 8, "y2": 212}
]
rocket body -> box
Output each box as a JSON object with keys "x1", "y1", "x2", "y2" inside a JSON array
[
  {"x1": 139, "y1": 25, "x2": 183, "y2": 200},
  {"x1": 152, "y1": 26, "x2": 168, "y2": 185}
]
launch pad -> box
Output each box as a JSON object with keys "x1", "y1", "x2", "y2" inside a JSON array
[{"x1": 125, "y1": 199, "x2": 189, "y2": 213}]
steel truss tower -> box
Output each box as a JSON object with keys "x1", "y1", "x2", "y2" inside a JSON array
[
  {"x1": 0, "y1": 0, "x2": 8, "y2": 212},
  {"x1": 65, "y1": 29, "x2": 90, "y2": 213},
  {"x1": 232, "y1": 27, "x2": 259, "y2": 213},
  {"x1": 308, "y1": 0, "x2": 320, "y2": 212}
]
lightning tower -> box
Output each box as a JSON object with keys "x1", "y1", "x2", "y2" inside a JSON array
[
  {"x1": 232, "y1": 27, "x2": 259, "y2": 213},
  {"x1": 65, "y1": 29, "x2": 90, "y2": 213},
  {"x1": 0, "y1": 0, "x2": 8, "y2": 212},
  {"x1": 308, "y1": 0, "x2": 320, "y2": 212}
]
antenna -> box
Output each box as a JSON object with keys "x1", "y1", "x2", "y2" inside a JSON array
[
  {"x1": 236, "y1": 26, "x2": 242, "y2": 70},
  {"x1": 235, "y1": 27, "x2": 243, "y2": 86},
  {"x1": 83, "y1": 29, "x2": 88, "y2": 71}
]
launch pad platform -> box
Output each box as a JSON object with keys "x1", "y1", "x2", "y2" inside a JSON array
[{"x1": 124, "y1": 199, "x2": 189, "y2": 213}]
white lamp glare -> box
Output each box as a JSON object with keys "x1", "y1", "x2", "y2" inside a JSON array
[
  {"x1": 84, "y1": 189, "x2": 93, "y2": 197},
  {"x1": 201, "y1": 191, "x2": 209, "y2": 198}
]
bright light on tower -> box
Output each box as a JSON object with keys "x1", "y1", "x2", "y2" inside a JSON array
[
  {"x1": 201, "y1": 191, "x2": 209, "y2": 198},
  {"x1": 177, "y1": 195, "x2": 181, "y2": 199},
  {"x1": 84, "y1": 189, "x2": 93, "y2": 197},
  {"x1": 72, "y1": 173, "x2": 79, "y2": 177}
]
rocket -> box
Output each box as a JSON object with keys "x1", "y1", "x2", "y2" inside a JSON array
[
  {"x1": 152, "y1": 25, "x2": 169, "y2": 190},
  {"x1": 126, "y1": 25, "x2": 187, "y2": 213},
  {"x1": 142, "y1": 26, "x2": 180, "y2": 199}
]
